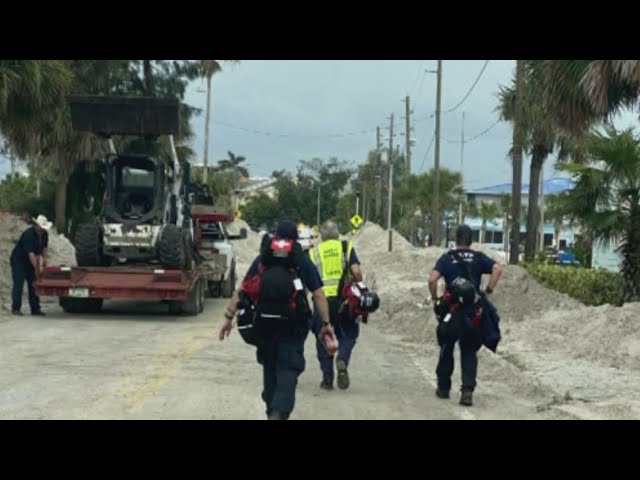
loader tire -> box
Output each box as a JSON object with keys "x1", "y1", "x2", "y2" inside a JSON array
[{"x1": 157, "y1": 225, "x2": 185, "y2": 270}]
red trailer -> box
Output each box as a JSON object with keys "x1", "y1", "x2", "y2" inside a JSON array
[{"x1": 35, "y1": 265, "x2": 205, "y2": 315}]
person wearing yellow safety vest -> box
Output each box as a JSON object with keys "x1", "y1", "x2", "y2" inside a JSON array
[{"x1": 309, "y1": 220, "x2": 363, "y2": 390}]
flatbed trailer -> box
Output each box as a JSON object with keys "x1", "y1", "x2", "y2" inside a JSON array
[{"x1": 35, "y1": 265, "x2": 205, "y2": 316}]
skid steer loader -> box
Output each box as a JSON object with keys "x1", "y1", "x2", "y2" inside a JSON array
[{"x1": 68, "y1": 95, "x2": 195, "y2": 270}]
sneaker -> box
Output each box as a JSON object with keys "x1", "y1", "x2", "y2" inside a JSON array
[
  {"x1": 435, "y1": 388, "x2": 450, "y2": 399},
  {"x1": 336, "y1": 359, "x2": 350, "y2": 390},
  {"x1": 320, "y1": 380, "x2": 334, "y2": 390},
  {"x1": 11, "y1": 310, "x2": 23, "y2": 316},
  {"x1": 31, "y1": 311, "x2": 46, "y2": 316},
  {"x1": 460, "y1": 391, "x2": 473, "y2": 406}
]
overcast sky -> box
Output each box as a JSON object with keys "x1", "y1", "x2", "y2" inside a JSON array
[{"x1": 2, "y1": 60, "x2": 639, "y2": 190}]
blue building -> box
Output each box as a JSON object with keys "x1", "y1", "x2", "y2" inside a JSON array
[{"x1": 463, "y1": 177, "x2": 576, "y2": 251}]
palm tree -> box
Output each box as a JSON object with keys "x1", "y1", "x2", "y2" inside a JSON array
[
  {"x1": 537, "y1": 60, "x2": 640, "y2": 135},
  {"x1": 559, "y1": 127, "x2": 640, "y2": 303},
  {"x1": 469, "y1": 201, "x2": 500, "y2": 244},
  {"x1": 508, "y1": 60, "x2": 526, "y2": 264},
  {"x1": 198, "y1": 60, "x2": 240, "y2": 183},
  {"x1": 498, "y1": 61, "x2": 557, "y2": 261}
]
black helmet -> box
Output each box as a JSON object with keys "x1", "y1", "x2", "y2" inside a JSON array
[
  {"x1": 449, "y1": 277, "x2": 477, "y2": 306},
  {"x1": 358, "y1": 291, "x2": 380, "y2": 313}
]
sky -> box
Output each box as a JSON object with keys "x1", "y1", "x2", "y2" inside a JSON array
[{"x1": 2, "y1": 60, "x2": 639, "y2": 190}]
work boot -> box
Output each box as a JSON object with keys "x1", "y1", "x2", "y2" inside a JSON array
[
  {"x1": 320, "y1": 379, "x2": 334, "y2": 390},
  {"x1": 267, "y1": 411, "x2": 285, "y2": 420},
  {"x1": 11, "y1": 310, "x2": 23, "y2": 316},
  {"x1": 435, "y1": 388, "x2": 450, "y2": 399},
  {"x1": 460, "y1": 391, "x2": 473, "y2": 406},
  {"x1": 336, "y1": 359, "x2": 350, "y2": 390},
  {"x1": 31, "y1": 311, "x2": 46, "y2": 316}
]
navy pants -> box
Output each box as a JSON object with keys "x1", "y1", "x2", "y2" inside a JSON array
[
  {"x1": 436, "y1": 329, "x2": 482, "y2": 393},
  {"x1": 256, "y1": 325, "x2": 308, "y2": 419},
  {"x1": 11, "y1": 260, "x2": 41, "y2": 314},
  {"x1": 312, "y1": 297, "x2": 360, "y2": 383}
]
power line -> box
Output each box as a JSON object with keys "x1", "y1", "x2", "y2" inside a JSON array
[
  {"x1": 414, "y1": 112, "x2": 435, "y2": 124},
  {"x1": 418, "y1": 133, "x2": 435, "y2": 172},
  {"x1": 443, "y1": 60, "x2": 490, "y2": 114},
  {"x1": 408, "y1": 61, "x2": 427, "y2": 97},
  {"x1": 213, "y1": 120, "x2": 377, "y2": 140},
  {"x1": 443, "y1": 119, "x2": 501, "y2": 144}
]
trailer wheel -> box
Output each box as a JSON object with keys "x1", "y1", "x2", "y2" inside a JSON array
[
  {"x1": 59, "y1": 297, "x2": 103, "y2": 314},
  {"x1": 182, "y1": 280, "x2": 200, "y2": 316},
  {"x1": 221, "y1": 263, "x2": 236, "y2": 298},
  {"x1": 157, "y1": 225, "x2": 185, "y2": 269}
]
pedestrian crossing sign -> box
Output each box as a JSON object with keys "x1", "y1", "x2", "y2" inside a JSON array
[{"x1": 350, "y1": 214, "x2": 363, "y2": 229}]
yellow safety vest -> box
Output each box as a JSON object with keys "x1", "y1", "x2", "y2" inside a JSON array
[{"x1": 310, "y1": 239, "x2": 353, "y2": 297}]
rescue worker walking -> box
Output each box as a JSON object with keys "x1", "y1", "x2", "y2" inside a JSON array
[
  {"x1": 310, "y1": 220, "x2": 363, "y2": 390},
  {"x1": 10, "y1": 215, "x2": 51, "y2": 316},
  {"x1": 219, "y1": 220, "x2": 335, "y2": 420},
  {"x1": 428, "y1": 225, "x2": 502, "y2": 406}
]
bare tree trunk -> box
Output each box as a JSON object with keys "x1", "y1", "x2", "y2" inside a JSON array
[
  {"x1": 55, "y1": 174, "x2": 69, "y2": 235},
  {"x1": 510, "y1": 60, "x2": 526, "y2": 265},
  {"x1": 481, "y1": 220, "x2": 487, "y2": 244},
  {"x1": 35, "y1": 155, "x2": 41, "y2": 198},
  {"x1": 525, "y1": 150, "x2": 545, "y2": 260},
  {"x1": 203, "y1": 74, "x2": 212, "y2": 184},
  {"x1": 143, "y1": 60, "x2": 155, "y2": 97}
]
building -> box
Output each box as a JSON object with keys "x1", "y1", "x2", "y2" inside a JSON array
[{"x1": 463, "y1": 177, "x2": 575, "y2": 251}]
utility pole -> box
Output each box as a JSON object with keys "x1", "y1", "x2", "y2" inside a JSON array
[
  {"x1": 432, "y1": 60, "x2": 443, "y2": 246},
  {"x1": 362, "y1": 186, "x2": 367, "y2": 222},
  {"x1": 376, "y1": 126, "x2": 382, "y2": 222},
  {"x1": 203, "y1": 74, "x2": 212, "y2": 184},
  {"x1": 459, "y1": 110, "x2": 465, "y2": 224},
  {"x1": 388, "y1": 114, "x2": 394, "y2": 228},
  {"x1": 317, "y1": 184, "x2": 321, "y2": 227},
  {"x1": 388, "y1": 161, "x2": 394, "y2": 252},
  {"x1": 405, "y1": 96, "x2": 411, "y2": 174},
  {"x1": 233, "y1": 164, "x2": 238, "y2": 211},
  {"x1": 539, "y1": 167, "x2": 545, "y2": 252}
]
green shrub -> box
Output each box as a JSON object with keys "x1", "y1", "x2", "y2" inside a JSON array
[{"x1": 522, "y1": 262, "x2": 623, "y2": 306}]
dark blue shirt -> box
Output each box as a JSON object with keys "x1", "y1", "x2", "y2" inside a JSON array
[
  {"x1": 245, "y1": 254, "x2": 324, "y2": 293},
  {"x1": 434, "y1": 248, "x2": 496, "y2": 291},
  {"x1": 10, "y1": 226, "x2": 47, "y2": 267}
]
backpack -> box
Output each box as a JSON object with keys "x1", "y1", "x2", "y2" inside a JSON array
[
  {"x1": 237, "y1": 236, "x2": 310, "y2": 346},
  {"x1": 435, "y1": 250, "x2": 483, "y2": 345}
]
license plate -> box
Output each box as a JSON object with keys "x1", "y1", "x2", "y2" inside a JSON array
[{"x1": 68, "y1": 287, "x2": 89, "y2": 298}]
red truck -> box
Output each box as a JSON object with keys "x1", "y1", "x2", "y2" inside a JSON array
[{"x1": 35, "y1": 207, "x2": 244, "y2": 316}]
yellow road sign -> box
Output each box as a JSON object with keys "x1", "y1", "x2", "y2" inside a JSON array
[{"x1": 350, "y1": 214, "x2": 363, "y2": 229}]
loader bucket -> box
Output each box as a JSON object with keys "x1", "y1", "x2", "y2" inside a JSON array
[{"x1": 69, "y1": 95, "x2": 180, "y2": 136}]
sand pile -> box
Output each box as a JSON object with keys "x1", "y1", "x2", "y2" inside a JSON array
[
  {"x1": 0, "y1": 214, "x2": 76, "y2": 312},
  {"x1": 352, "y1": 222, "x2": 583, "y2": 342},
  {"x1": 226, "y1": 219, "x2": 261, "y2": 274}
]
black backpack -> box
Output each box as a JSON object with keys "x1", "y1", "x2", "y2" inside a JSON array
[{"x1": 237, "y1": 236, "x2": 310, "y2": 345}]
